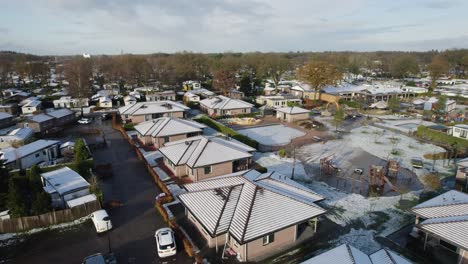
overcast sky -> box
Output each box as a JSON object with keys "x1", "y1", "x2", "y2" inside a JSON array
[{"x1": 1, "y1": 0, "x2": 467, "y2": 55}]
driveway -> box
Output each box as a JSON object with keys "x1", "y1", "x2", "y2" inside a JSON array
[{"x1": 2, "y1": 120, "x2": 191, "y2": 264}]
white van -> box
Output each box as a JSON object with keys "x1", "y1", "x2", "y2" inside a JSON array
[{"x1": 90, "y1": 210, "x2": 112, "y2": 233}]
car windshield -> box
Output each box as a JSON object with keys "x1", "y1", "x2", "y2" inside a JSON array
[
  {"x1": 102, "y1": 216, "x2": 110, "y2": 221},
  {"x1": 159, "y1": 242, "x2": 175, "y2": 250}
]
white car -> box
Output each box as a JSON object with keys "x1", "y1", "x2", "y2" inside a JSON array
[
  {"x1": 155, "y1": 227, "x2": 177, "y2": 258},
  {"x1": 78, "y1": 118, "x2": 91, "y2": 124},
  {"x1": 90, "y1": 210, "x2": 112, "y2": 233}
]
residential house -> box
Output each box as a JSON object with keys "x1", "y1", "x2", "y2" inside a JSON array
[
  {"x1": 456, "y1": 158, "x2": 468, "y2": 190},
  {"x1": 183, "y1": 80, "x2": 202, "y2": 91},
  {"x1": 0, "y1": 104, "x2": 19, "y2": 116},
  {"x1": 118, "y1": 101, "x2": 190, "y2": 124},
  {"x1": 276, "y1": 107, "x2": 310, "y2": 122},
  {"x1": 178, "y1": 170, "x2": 326, "y2": 262},
  {"x1": 146, "y1": 90, "x2": 176, "y2": 101},
  {"x1": 98, "y1": 96, "x2": 113, "y2": 108},
  {"x1": 227, "y1": 89, "x2": 244, "y2": 100},
  {"x1": 134, "y1": 117, "x2": 206, "y2": 148},
  {"x1": 53, "y1": 96, "x2": 89, "y2": 109},
  {"x1": 21, "y1": 99, "x2": 42, "y2": 115},
  {"x1": 447, "y1": 124, "x2": 468, "y2": 140},
  {"x1": 159, "y1": 135, "x2": 255, "y2": 182},
  {"x1": 41, "y1": 167, "x2": 91, "y2": 208},
  {"x1": 256, "y1": 95, "x2": 302, "y2": 109},
  {"x1": 123, "y1": 95, "x2": 137, "y2": 106},
  {"x1": 0, "y1": 139, "x2": 60, "y2": 169},
  {"x1": 183, "y1": 89, "x2": 216, "y2": 103},
  {"x1": 20, "y1": 108, "x2": 76, "y2": 133},
  {"x1": 301, "y1": 243, "x2": 413, "y2": 264},
  {"x1": 320, "y1": 84, "x2": 417, "y2": 104},
  {"x1": 0, "y1": 128, "x2": 34, "y2": 144},
  {"x1": 200, "y1": 96, "x2": 253, "y2": 117},
  {"x1": 423, "y1": 97, "x2": 456, "y2": 112},
  {"x1": 0, "y1": 112, "x2": 14, "y2": 129},
  {"x1": 410, "y1": 190, "x2": 468, "y2": 264}
]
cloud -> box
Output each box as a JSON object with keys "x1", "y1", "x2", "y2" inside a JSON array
[
  {"x1": 423, "y1": 0, "x2": 460, "y2": 9},
  {"x1": 0, "y1": 27, "x2": 8, "y2": 33}
]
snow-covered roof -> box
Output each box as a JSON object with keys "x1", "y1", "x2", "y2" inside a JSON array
[
  {"x1": 134, "y1": 117, "x2": 206, "y2": 137},
  {"x1": 412, "y1": 99, "x2": 426, "y2": 105},
  {"x1": 159, "y1": 135, "x2": 253, "y2": 168},
  {"x1": 27, "y1": 113, "x2": 54, "y2": 123},
  {"x1": 0, "y1": 112, "x2": 13, "y2": 120},
  {"x1": 411, "y1": 190, "x2": 468, "y2": 219},
  {"x1": 118, "y1": 101, "x2": 189, "y2": 116},
  {"x1": 22, "y1": 99, "x2": 41, "y2": 108},
  {"x1": 66, "y1": 194, "x2": 97, "y2": 208},
  {"x1": 17, "y1": 139, "x2": 59, "y2": 157},
  {"x1": 199, "y1": 95, "x2": 253, "y2": 110},
  {"x1": 418, "y1": 215, "x2": 468, "y2": 250},
  {"x1": 276, "y1": 106, "x2": 310, "y2": 115},
  {"x1": 370, "y1": 101, "x2": 388, "y2": 109},
  {"x1": 412, "y1": 190, "x2": 468, "y2": 251},
  {"x1": 42, "y1": 167, "x2": 89, "y2": 195},
  {"x1": 322, "y1": 84, "x2": 406, "y2": 96},
  {"x1": 369, "y1": 248, "x2": 413, "y2": 264},
  {"x1": 0, "y1": 128, "x2": 34, "y2": 142},
  {"x1": 454, "y1": 124, "x2": 468, "y2": 130},
  {"x1": 179, "y1": 170, "x2": 326, "y2": 242},
  {"x1": 301, "y1": 244, "x2": 413, "y2": 264},
  {"x1": 458, "y1": 158, "x2": 468, "y2": 167},
  {"x1": 46, "y1": 108, "x2": 74, "y2": 119}
]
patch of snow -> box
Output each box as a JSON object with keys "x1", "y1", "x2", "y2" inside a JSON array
[
  {"x1": 253, "y1": 152, "x2": 307, "y2": 181},
  {"x1": 238, "y1": 125, "x2": 305, "y2": 146}
]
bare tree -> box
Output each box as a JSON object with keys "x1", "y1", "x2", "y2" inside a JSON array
[
  {"x1": 258, "y1": 54, "x2": 291, "y2": 93},
  {"x1": 63, "y1": 56, "x2": 93, "y2": 116},
  {"x1": 428, "y1": 55, "x2": 449, "y2": 93},
  {"x1": 297, "y1": 61, "x2": 342, "y2": 100}
]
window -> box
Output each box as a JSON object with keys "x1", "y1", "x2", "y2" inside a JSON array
[
  {"x1": 204, "y1": 166, "x2": 212, "y2": 174},
  {"x1": 461, "y1": 130, "x2": 467, "y2": 138},
  {"x1": 242, "y1": 108, "x2": 246, "y2": 113},
  {"x1": 455, "y1": 128, "x2": 460, "y2": 133},
  {"x1": 262, "y1": 233, "x2": 274, "y2": 245},
  {"x1": 35, "y1": 153, "x2": 40, "y2": 158},
  {"x1": 163, "y1": 136, "x2": 170, "y2": 143},
  {"x1": 440, "y1": 239, "x2": 457, "y2": 252}
]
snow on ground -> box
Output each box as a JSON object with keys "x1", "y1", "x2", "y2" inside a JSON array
[
  {"x1": 330, "y1": 228, "x2": 381, "y2": 255},
  {"x1": 376, "y1": 119, "x2": 437, "y2": 134},
  {"x1": 299, "y1": 125, "x2": 453, "y2": 178},
  {"x1": 254, "y1": 152, "x2": 417, "y2": 254},
  {"x1": 0, "y1": 216, "x2": 89, "y2": 242},
  {"x1": 238, "y1": 125, "x2": 305, "y2": 146}
]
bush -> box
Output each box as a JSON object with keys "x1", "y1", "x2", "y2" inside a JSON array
[
  {"x1": 194, "y1": 116, "x2": 259, "y2": 148},
  {"x1": 123, "y1": 123, "x2": 135, "y2": 131},
  {"x1": 278, "y1": 149, "x2": 287, "y2": 158}
]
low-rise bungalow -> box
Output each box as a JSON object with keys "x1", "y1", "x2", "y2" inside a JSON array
[
  {"x1": 178, "y1": 170, "x2": 326, "y2": 262},
  {"x1": 301, "y1": 243, "x2": 413, "y2": 264},
  {"x1": 123, "y1": 95, "x2": 137, "y2": 106},
  {"x1": 41, "y1": 167, "x2": 91, "y2": 208},
  {"x1": 21, "y1": 99, "x2": 42, "y2": 115},
  {"x1": 410, "y1": 190, "x2": 468, "y2": 264},
  {"x1": 98, "y1": 97, "x2": 113, "y2": 108},
  {"x1": 227, "y1": 89, "x2": 244, "y2": 100},
  {"x1": 447, "y1": 124, "x2": 468, "y2": 140},
  {"x1": 134, "y1": 117, "x2": 206, "y2": 148},
  {"x1": 276, "y1": 107, "x2": 310, "y2": 122},
  {"x1": 0, "y1": 127, "x2": 34, "y2": 144},
  {"x1": 423, "y1": 97, "x2": 456, "y2": 112},
  {"x1": 119, "y1": 101, "x2": 190, "y2": 124},
  {"x1": 20, "y1": 109, "x2": 76, "y2": 133},
  {"x1": 183, "y1": 89, "x2": 216, "y2": 103},
  {"x1": 256, "y1": 95, "x2": 302, "y2": 109},
  {"x1": 0, "y1": 104, "x2": 19, "y2": 116},
  {"x1": 146, "y1": 90, "x2": 176, "y2": 101},
  {"x1": 159, "y1": 135, "x2": 255, "y2": 182},
  {"x1": 0, "y1": 112, "x2": 14, "y2": 129},
  {"x1": 200, "y1": 96, "x2": 253, "y2": 117},
  {"x1": 0, "y1": 139, "x2": 60, "y2": 169},
  {"x1": 53, "y1": 96, "x2": 89, "y2": 109}
]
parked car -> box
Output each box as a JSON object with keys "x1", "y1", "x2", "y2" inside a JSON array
[
  {"x1": 155, "y1": 227, "x2": 177, "y2": 258},
  {"x1": 82, "y1": 253, "x2": 117, "y2": 264},
  {"x1": 354, "y1": 168, "x2": 364, "y2": 175},
  {"x1": 90, "y1": 210, "x2": 112, "y2": 233},
  {"x1": 411, "y1": 157, "x2": 424, "y2": 169},
  {"x1": 78, "y1": 118, "x2": 92, "y2": 124}
]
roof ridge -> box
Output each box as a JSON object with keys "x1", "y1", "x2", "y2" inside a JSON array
[
  {"x1": 345, "y1": 244, "x2": 357, "y2": 264},
  {"x1": 382, "y1": 248, "x2": 398, "y2": 264},
  {"x1": 420, "y1": 215, "x2": 468, "y2": 226},
  {"x1": 189, "y1": 137, "x2": 210, "y2": 167},
  {"x1": 175, "y1": 139, "x2": 196, "y2": 165},
  {"x1": 212, "y1": 186, "x2": 235, "y2": 235},
  {"x1": 257, "y1": 181, "x2": 325, "y2": 210},
  {"x1": 240, "y1": 184, "x2": 258, "y2": 243},
  {"x1": 414, "y1": 200, "x2": 468, "y2": 210},
  {"x1": 151, "y1": 117, "x2": 171, "y2": 136}
]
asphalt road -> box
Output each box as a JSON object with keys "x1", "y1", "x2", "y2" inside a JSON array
[{"x1": 4, "y1": 120, "x2": 191, "y2": 264}]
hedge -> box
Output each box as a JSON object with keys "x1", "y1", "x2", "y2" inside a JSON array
[
  {"x1": 212, "y1": 112, "x2": 259, "y2": 120},
  {"x1": 194, "y1": 116, "x2": 259, "y2": 148},
  {"x1": 416, "y1": 126, "x2": 468, "y2": 151}
]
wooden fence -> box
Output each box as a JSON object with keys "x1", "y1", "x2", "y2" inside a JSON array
[{"x1": 0, "y1": 200, "x2": 101, "y2": 233}]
